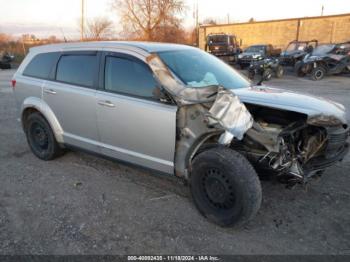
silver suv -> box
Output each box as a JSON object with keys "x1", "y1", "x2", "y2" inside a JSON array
[{"x1": 13, "y1": 42, "x2": 349, "y2": 227}]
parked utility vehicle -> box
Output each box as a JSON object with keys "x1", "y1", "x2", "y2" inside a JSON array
[
  {"x1": 247, "y1": 57, "x2": 284, "y2": 81},
  {"x1": 13, "y1": 42, "x2": 349, "y2": 227},
  {"x1": 280, "y1": 40, "x2": 318, "y2": 67},
  {"x1": 0, "y1": 51, "x2": 13, "y2": 69},
  {"x1": 295, "y1": 42, "x2": 350, "y2": 80}
]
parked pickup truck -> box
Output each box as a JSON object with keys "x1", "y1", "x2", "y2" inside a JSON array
[{"x1": 238, "y1": 44, "x2": 281, "y2": 69}]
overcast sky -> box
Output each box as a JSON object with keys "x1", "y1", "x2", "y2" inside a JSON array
[{"x1": 0, "y1": 0, "x2": 349, "y2": 39}]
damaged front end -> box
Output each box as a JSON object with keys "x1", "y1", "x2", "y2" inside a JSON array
[
  {"x1": 146, "y1": 53, "x2": 349, "y2": 185},
  {"x1": 234, "y1": 114, "x2": 349, "y2": 185},
  {"x1": 147, "y1": 54, "x2": 253, "y2": 177}
]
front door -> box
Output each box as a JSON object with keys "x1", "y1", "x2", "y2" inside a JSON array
[{"x1": 96, "y1": 52, "x2": 177, "y2": 174}]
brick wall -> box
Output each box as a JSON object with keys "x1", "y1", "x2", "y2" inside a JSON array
[{"x1": 199, "y1": 13, "x2": 350, "y2": 50}]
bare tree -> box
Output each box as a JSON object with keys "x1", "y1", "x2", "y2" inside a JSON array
[
  {"x1": 202, "y1": 18, "x2": 217, "y2": 25},
  {"x1": 0, "y1": 33, "x2": 12, "y2": 44},
  {"x1": 86, "y1": 17, "x2": 113, "y2": 40},
  {"x1": 112, "y1": 0, "x2": 186, "y2": 41}
]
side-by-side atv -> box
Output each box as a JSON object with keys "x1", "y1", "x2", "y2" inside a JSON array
[
  {"x1": 279, "y1": 40, "x2": 318, "y2": 67},
  {"x1": 295, "y1": 42, "x2": 350, "y2": 81}
]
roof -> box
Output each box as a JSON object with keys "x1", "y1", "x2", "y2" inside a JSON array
[{"x1": 29, "y1": 41, "x2": 194, "y2": 54}]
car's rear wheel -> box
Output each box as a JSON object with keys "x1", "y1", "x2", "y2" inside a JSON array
[
  {"x1": 24, "y1": 112, "x2": 64, "y2": 160},
  {"x1": 190, "y1": 147, "x2": 262, "y2": 227},
  {"x1": 311, "y1": 66, "x2": 326, "y2": 81}
]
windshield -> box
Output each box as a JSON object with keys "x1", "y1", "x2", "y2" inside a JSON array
[
  {"x1": 312, "y1": 45, "x2": 335, "y2": 56},
  {"x1": 244, "y1": 46, "x2": 265, "y2": 53},
  {"x1": 157, "y1": 49, "x2": 250, "y2": 89},
  {"x1": 286, "y1": 42, "x2": 307, "y2": 51},
  {"x1": 207, "y1": 35, "x2": 228, "y2": 44}
]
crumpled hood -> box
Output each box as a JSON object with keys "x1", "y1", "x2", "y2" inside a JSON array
[{"x1": 233, "y1": 86, "x2": 347, "y2": 124}]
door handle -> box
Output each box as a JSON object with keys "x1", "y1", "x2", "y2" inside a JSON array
[
  {"x1": 98, "y1": 100, "x2": 115, "y2": 108},
  {"x1": 44, "y1": 89, "x2": 57, "y2": 95}
]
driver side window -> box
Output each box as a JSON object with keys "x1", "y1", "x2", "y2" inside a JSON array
[{"x1": 104, "y1": 56, "x2": 159, "y2": 99}]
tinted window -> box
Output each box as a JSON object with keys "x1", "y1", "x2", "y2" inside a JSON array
[
  {"x1": 23, "y1": 52, "x2": 59, "y2": 79},
  {"x1": 105, "y1": 56, "x2": 158, "y2": 98},
  {"x1": 56, "y1": 54, "x2": 98, "y2": 88}
]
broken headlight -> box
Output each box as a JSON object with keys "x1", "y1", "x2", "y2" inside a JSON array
[{"x1": 307, "y1": 115, "x2": 344, "y2": 126}]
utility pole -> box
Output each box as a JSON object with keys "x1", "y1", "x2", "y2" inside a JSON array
[
  {"x1": 321, "y1": 5, "x2": 324, "y2": 16},
  {"x1": 196, "y1": 0, "x2": 199, "y2": 47},
  {"x1": 21, "y1": 36, "x2": 26, "y2": 56},
  {"x1": 81, "y1": 0, "x2": 85, "y2": 41}
]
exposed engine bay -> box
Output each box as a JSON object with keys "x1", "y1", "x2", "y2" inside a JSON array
[{"x1": 231, "y1": 105, "x2": 349, "y2": 185}]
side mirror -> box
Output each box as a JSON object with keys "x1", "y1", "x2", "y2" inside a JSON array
[{"x1": 153, "y1": 86, "x2": 173, "y2": 104}]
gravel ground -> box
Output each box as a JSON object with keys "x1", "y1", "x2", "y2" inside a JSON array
[{"x1": 0, "y1": 68, "x2": 350, "y2": 255}]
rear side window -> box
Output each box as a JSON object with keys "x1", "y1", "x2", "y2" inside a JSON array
[
  {"x1": 105, "y1": 56, "x2": 158, "y2": 99},
  {"x1": 23, "y1": 52, "x2": 59, "y2": 79},
  {"x1": 56, "y1": 54, "x2": 98, "y2": 88}
]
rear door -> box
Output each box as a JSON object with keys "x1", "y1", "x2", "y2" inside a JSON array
[
  {"x1": 96, "y1": 52, "x2": 177, "y2": 174},
  {"x1": 43, "y1": 51, "x2": 100, "y2": 152},
  {"x1": 14, "y1": 52, "x2": 60, "y2": 111}
]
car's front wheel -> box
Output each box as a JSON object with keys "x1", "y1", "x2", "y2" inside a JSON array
[
  {"x1": 190, "y1": 147, "x2": 262, "y2": 227},
  {"x1": 24, "y1": 112, "x2": 64, "y2": 160}
]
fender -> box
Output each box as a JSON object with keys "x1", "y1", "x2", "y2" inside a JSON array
[{"x1": 21, "y1": 96, "x2": 64, "y2": 143}]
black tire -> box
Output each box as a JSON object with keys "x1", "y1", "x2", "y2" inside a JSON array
[
  {"x1": 275, "y1": 65, "x2": 284, "y2": 78},
  {"x1": 24, "y1": 112, "x2": 64, "y2": 160},
  {"x1": 247, "y1": 69, "x2": 255, "y2": 80},
  {"x1": 311, "y1": 66, "x2": 326, "y2": 81},
  {"x1": 190, "y1": 147, "x2": 262, "y2": 227},
  {"x1": 297, "y1": 70, "x2": 306, "y2": 77},
  {"x1": 262, "y1": 68, "x2": 273, "y2": 81},
  {"x1": 239, "y1": 64, "x2": 246, "y2": 70},
  {"x1": 294, "y1": 62, "x2": 306, "y2": 77}
]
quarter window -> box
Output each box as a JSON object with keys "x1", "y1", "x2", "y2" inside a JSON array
[
  {"x1": 56, "y1": 54, "x2": 98, "y2": 88},
  {"x1": 104, "y1": 56, "x2": 158, "y2": 99},
  {"x1": 23, "y1": 52, "x2": 59, "y2": 79}
]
